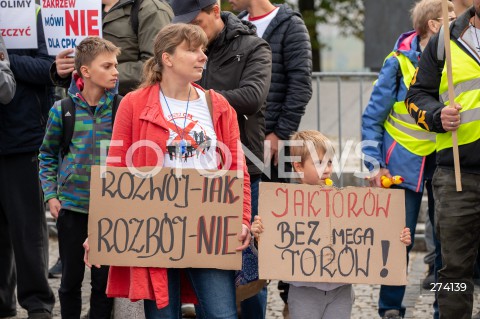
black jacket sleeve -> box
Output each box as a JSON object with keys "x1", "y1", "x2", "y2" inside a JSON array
[
  {"x1": 405, "y1": 34, "x2": 446, "y2": 133},
  {"x1": 274, "y1": 16, "x2": 312, "y2": 140},
  {"x1": 49, "y1": 61, "x2": 71, "y2": 88},
  {"x1": 216, "y1": 39, "x2": 272, "y2": 116}
]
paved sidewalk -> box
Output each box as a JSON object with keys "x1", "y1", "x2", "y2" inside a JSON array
[
  {"x1": 266, "y1": 251, "x2": 480, "y2": 319},
  {"x1": 13, "y1": 237, "x2": 480, "y2": 319}
]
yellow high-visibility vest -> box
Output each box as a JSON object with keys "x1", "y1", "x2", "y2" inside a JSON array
[
  {"x1": 383, "y1": 52, "x2": 436, "y2": 156},
  {"x1": 437, "y1": 40, "x2": 480, "y2": 152}
]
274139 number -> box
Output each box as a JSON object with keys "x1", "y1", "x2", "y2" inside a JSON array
[{"x1": 423, "y1": 280, "x2": 474, "y2": 295}]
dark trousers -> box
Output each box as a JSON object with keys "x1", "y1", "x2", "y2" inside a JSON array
[
  {"x1": 433, "y1": 168, "x2": 480, "y2": 319},
  {"x1": 57, "y1": 209, "x2": 112, "y2": 319},
  {"x1": 0, "y1": 152, "x2": 55, "y2": 317},
  {"x1": 425, "y1": 179, "x2": 442, "y2": 319}
]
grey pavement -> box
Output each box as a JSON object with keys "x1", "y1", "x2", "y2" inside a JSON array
[{"x1": 13, "y1": 236, "x2": 480, "y2": 319}]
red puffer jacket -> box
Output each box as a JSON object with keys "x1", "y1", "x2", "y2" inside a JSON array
[{"x1": 105, "y1": 83, "x2": 251, "y2": 308}]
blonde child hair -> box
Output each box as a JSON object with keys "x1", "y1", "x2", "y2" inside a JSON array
[{"x1": 290, "y1": 130, "x2": 335, "y2": 164}]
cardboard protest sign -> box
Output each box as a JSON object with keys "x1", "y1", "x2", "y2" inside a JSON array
[
  {"x1": 0, "y1": 1, "x2": 37, "y2": 49},
  {"x1": 88, "y1": 166, "x2": 243, "y2": 270},
  {"x1": 41, "y1": 0, "x2": 102, "y2": 55},
  {"x1": 258, "y1": 183, "x2": 407, "y2": 286}
]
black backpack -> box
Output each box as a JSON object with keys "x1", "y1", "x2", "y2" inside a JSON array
[{"x1": 60, "y1": 95, "x2": 123, "y2": 157}]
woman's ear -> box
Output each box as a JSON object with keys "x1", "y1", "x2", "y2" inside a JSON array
[{"x1": 162, "y1": 52, "x2": 172, "y2": 68}]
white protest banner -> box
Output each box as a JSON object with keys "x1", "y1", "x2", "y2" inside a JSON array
[
  {"x1": 0, "y1": 0, "x2": 37, "y2": 49},
  {"x1": 258, "y1": 183, "x2": 407, "y2": 286},
  {"x1": 88, "y1": 166, "x2": 243, "y2": 270},
  {"x1": 41, "y1": 0, "x2": 102, "y2": 56}
]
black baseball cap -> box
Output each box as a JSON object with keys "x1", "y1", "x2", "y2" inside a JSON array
[{"x1": 171, "y1": 0, "x2": 218, "y2": 24}]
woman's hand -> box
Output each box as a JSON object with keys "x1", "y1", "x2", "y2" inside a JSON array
[
  {"x1": 236, "y1": 224, "x2": 251, "y2": 251},
  {"x1": 251, "y1": 216, "x2": 264, "y2": 241},
  {"x1": 83, "y1": 238, "x2": 100, "y2": 269},
  {"x1": 400, "y1": 227, "x2": 411, "y2": 246}
]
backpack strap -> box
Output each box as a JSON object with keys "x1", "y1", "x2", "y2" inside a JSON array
[
  {"x1": 60, "y1": 97, "x2": 76, "y2": 158},
  {"x1": 112, "y1": 94, "x2": 123, "y2": 123}
]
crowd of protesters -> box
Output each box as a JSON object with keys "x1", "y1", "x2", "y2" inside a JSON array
[{"x1": 1, "y1": 0, "x2": 480, "y2": 319}]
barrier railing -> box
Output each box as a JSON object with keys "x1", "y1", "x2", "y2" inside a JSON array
[{"x1": 299, "y1": 71, "x2": 379, "y2": 186}]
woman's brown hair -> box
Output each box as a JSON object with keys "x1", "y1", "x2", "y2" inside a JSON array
[{"x1": 139, "y1": 23, "x2": 208, "y2": 88}]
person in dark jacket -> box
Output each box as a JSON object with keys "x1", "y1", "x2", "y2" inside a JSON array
[
  {"x1": 0, "y1": 9, "x2": 56, "y2": 319},
  {"x1": 231, "y1": 2, "x2": 312, "y2": 316},
  {"x1": 406, "y1": 3, "x2": 480, "y2": 318},
  {"x1": 233, "y1": 0, "x2": 312, "y2": 183}
]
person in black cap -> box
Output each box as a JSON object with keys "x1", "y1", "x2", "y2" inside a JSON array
[{"x1": 171, "y1": 1, "x2": 272, "y2": 316}]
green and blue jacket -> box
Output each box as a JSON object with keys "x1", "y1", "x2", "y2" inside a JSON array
[{"x1": 39, "y1": 76, "x2": 118, "y2": 213}]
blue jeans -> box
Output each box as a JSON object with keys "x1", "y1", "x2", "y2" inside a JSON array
[
  {"x1": 239, "y1": 177, "x2": 267, "y2": 319},
  {"x1": 144, "y1": 268, "x2": 237, "y2": 319},
  {"x1": 378, "y1": 187, "x2": 423, "y2": 318},
  {"x1": 240, "y1": 286, "x2": 267, "y2": 319}
]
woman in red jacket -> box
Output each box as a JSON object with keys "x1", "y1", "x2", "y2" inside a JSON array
[{"x1": 85, "y1": 23, "x2": 252, "y2": 318}]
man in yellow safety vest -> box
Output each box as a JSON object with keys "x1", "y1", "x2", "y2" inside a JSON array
[
  {"x1": 362, "y1": 1, "x2": 455, "y2": 318},
  {"x1": 406, "y1": 2, "x2": 480, "y2": 318}
]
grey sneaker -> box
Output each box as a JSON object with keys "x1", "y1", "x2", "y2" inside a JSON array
[
  {"x1": 382, "y1": 309, "x2": 402, "y2": 319},
  {"x1": 473, "y1": 311, "x2": 480, "y2": 319}
]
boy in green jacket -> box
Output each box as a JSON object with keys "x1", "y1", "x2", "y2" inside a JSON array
[{"x1": 39, "y1": 37, "x2": 120, "y2": 319}]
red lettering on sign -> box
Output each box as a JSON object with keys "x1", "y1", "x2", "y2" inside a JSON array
[{"x1": 65, "y1": 10, "x2": 99, "y2": 36}]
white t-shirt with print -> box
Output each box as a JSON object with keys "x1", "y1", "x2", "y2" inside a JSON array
[{"x1": 160, "y1": 87, "x2": 218, "y2": 170}]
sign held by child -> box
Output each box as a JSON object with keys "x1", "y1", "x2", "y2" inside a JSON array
[{"x1": 258, "y1": 183, "x2": 407, "y2": 285}]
